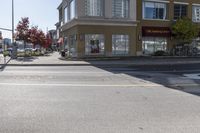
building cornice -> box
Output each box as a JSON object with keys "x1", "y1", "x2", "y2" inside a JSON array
[
  {"x1": 57, "y1": 2, "x2": 63, "y2": 10},
  {"x1": 61, "y1": 18, "x2": 139, "y2": 31},
  {"x1": 143, "y1": 0, "x2": 169, "y2": 3}
]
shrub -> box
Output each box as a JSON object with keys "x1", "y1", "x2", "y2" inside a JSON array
[{"x1": 154, "y1": 50, "x2": 166, "y2": 56}]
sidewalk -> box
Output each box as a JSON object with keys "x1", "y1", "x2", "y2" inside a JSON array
[
  {"x1": 7, "y1": 52, "x2": 200, "y2": 66},
  {"x1": 0, "y1": 54, "x2": 11, "y2": 68}
]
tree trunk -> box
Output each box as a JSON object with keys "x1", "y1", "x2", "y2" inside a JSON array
[{"x1": 24, "y1": 41, "x2": 26, "y2": 56}]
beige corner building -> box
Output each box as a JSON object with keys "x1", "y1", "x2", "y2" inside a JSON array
[
  {"x1": 56, "y1": 0, "x2": 200, "y2": 57},
  {"x1": 56, "y1": 0, "x2": 138, "y2": 57}
]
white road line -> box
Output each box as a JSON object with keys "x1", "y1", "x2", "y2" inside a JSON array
[
  {"x1": 183, "y1": 73, "x2": 200, "y2": 80},
  {"x1": 1, "y1": 71, "x2": 110, "y2": 74},
  {"x1": 0, "y1": 83, "x2": 199, "y2": 87},
  {"x1": 0, "y1": 82, "x2": 163, "y2": 87},
  {"x1": 143, "y1": 69, "x2": 200, "y2": 73},
  {"x1": 2, "y1": 69, "x2": 200, "y2": 74}
]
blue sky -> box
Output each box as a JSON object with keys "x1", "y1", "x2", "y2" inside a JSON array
[{"x1": 0, "y1": 0, "x2": 62, "y2": 38}]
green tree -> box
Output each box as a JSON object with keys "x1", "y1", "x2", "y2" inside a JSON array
[{"x1": 172, "y1": 17, "x2": 199, "y2": 44}]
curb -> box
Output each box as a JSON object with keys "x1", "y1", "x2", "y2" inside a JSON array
[{"x1": 5, "y1": 61, "x2": 200, "y2": 67}]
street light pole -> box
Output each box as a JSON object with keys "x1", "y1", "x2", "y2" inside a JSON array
[
  {"x1": 12, "y1": 0, "x2": 14, "y2": 43},
  {"x1": 11, "y1": 0, "x2": 17, "y2": 59}
]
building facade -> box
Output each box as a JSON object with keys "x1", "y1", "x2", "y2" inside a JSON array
[
  {"x1": 57, "y1": 0, "x2": 138, "y2": 57},
  {"x1": 137, "y1": 0, "x2": 200, "y2": 55},
  {"x1": 57, "y1": 0, "x2": 200, "y2": 57}
]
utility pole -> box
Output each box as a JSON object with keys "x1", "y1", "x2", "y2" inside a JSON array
[
  {"x1": 12, "y1": 0, "x2": 14, "y2": 43},
  {"x1": 12, "y1": 0, "x2": 17, "y2": 59}
]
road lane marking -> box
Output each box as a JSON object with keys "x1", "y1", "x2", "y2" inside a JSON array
[
  {"x1": 141, "y1": 70, "x2": 200, "y2": 73},
  {"x1": 2, "y1": 69, "x2": 200, "y2": 74},
  {"x1": 0, "y1": 82, "x2": 163, "y2": 87},
  {"x1": 0, "y1": 83, "x2": 199, "y2": 87},
  {"x1": 183, "y1": 73, "x2": 200, "y2": 80}
]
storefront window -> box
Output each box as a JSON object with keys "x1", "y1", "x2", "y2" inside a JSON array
[
  {"x1": 85, "y1": 34, "x2": 105, "y2": 55},
  {"x1": 69, "y1": 35, "x2": 77, "y2": 57},
  {"x1": 142, "y1": 37, "x2": 167, "y2": 55},
  {"x1": 192, "y1": 38, "x2": 200, "y2": 54},
  {"x1": 64, "y1": 37, "x2": 68, "y2": 50},
  {"x1": 112, "y1": 35, "x2": 129, "y2": 55}
]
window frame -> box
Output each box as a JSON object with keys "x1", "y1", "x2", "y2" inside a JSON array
[
  {"x1": 64, "y1": 6, "x2": 69, "y2": 23},
  {"x1": 192, "y1": 5, "x2": 200, "y2": 22},
  {"x1": 112, "y1": 0, "x2": 130, "y2": 18},
  {"x1": 69, "y1": 0, "x2": 76, "y2": 20},
  {"x1": 85, "y1": 0, "x2": 104, "y2": 17},
  {"x1": 142, "y1": 37, "x2": 167, "y2": 55},
  {"x1": 85, "y1": 34, "x2": 105, "y2": 56},
  {"x1": 112, "y1": 34, "x2": 129, "y2": 56},
  {"x1": 173, "y1": 4, "x2": 187, "y2": 20},
  {"x1": 142, "y1": 1, "x2": 167, "y2": 20}
]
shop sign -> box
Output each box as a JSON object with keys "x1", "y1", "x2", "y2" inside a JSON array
[{"x1": 142, "y1": 26, "x2": 171, "y2": 37}]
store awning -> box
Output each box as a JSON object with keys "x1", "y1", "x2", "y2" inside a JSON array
[{"x1": 142, "y1": 26, "x2": 171, "y2": 37}]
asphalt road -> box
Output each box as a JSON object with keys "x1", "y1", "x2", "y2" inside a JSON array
[{"x1": 0, "y1": 65, "x2": 200, "y2": 133}]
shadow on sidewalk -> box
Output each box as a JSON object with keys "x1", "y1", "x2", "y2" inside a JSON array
[
  {"x1": 0, "y1": 57, "x2": 12, "y2": 71},
  {"x1": 14, "y1": 56, "x2": 39, "y2": 62}
]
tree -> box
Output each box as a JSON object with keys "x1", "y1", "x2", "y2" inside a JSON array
[
  {"x1": 15, "y1": 17, "x2": 51, "y2": 56},
  {"x1": 172, "y1": 17, "x2": 199, "y2": 44},
  {"x1": 28, "y1": 26, "x2": 39, "y2": 47},
  {"x1": 44, "y1": 33, "x2": 52, "y2": 49},
  {"x1": 15, "y1": 17, "x2": 30, "y2": 56},
  {"x1": 28, "y1": 27, "x2": 50, "y2": 49},
  {"x1": 36, "y1": 30, "x2": 46, "y2": 49},
  {"x1": 15, "y1": 17, "x2": 30, "y2": 43}
]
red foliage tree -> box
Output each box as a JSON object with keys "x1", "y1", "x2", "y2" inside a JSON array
[
  {"x1": 36, "y1": 30, "x2": 46, "y2": 48},
  {"x1": 28, "y1": 26, "x2": 38, "y2": 47},
  {"x1": 15, "y1": 17, "x2": 30, "y2": 43},
  {"x1": 16, "y1": 17, "x2": 50, "y2": 49},
  {"x1": 44, "y1": 33, "x2": 52, "y2": 48}
]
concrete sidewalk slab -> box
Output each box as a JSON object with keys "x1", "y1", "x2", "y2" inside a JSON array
[
  {"x1": 0, "y1": 54, "x2": 11, "y2": 69},
  {"x1": 7, "y1": 52, "x2": 200, "y2": 66}
]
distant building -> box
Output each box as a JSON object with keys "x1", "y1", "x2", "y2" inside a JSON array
[
  {"x1": 48, "y1": 30, "x2": 58, "y2": 50},
  {"x1": 0, "y1": 31, "x2": 2, "y2": 40},
  {"x1": 0, "y1": 31, "x2": 2, "y2": 44},
  {"x1": 3, "y1": 38, "x2": 12, "y2": 47},
  {"x1": 48, "y1": 30, "x2": 57, "y2": 44},
  {"x1": 0, "y1": 32, "x2": 3, "y2": 51}
]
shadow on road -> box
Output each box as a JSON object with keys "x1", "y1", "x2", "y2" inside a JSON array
[{"x1": 86, "y1": 61, "x2": 200, "y2": 97}]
